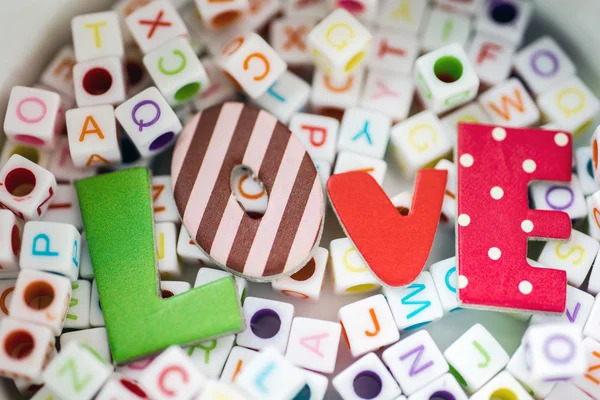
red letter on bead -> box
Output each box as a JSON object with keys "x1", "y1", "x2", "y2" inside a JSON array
[
  {"x1": 328, "y1": 169, "x2": 447, "y2": 287},
  {"x1": 457, "y1": 123, "x2": 572, "y2": 313}
]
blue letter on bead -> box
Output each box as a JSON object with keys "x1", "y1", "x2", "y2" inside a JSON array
[
  {"x1": 72, "y1": 241, "x2": 79, "y2": 268},
  {"x1": 255, "y1": 363, "x2": 276, "y2": 394},
  {"x1": 445, "y1": 266, "x2": 457, "y2": 293},
  {"x1": 266, "y1": 82, "x2": 286, "y2": 103},
  {"x1": 32, "y1": 234, "x2": 59, "y2": 257},
  {"x1": 352, "y1": 121, "x2": 373, "y2": 145},
  {"x1": 401, "y1": 283, "x2": 431, "y2": 319}
]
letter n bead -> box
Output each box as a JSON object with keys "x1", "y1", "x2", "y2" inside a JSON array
[{"x1": 457, "y1": 123, "x2": 572, "y2": 313}]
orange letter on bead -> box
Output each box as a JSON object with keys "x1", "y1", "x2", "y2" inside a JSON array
[
  {"x1": 79, "y1": 116, "x2": 105, "y2": 142},
  {"x1": 328, "y1": 169, "x2": 447, "y2": 286},
  {"x1": 487, "y1": 89, "x2": 525, "y2": 121},
  {"x1": 457, "y1": 123, "x2": 572, "y2": 313},
  {"x1": 243, "y1": 53, "x2": 270, "y2": 81}
]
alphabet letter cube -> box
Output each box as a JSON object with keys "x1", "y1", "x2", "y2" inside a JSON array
[
  {"x1": 72, "y1": 12, "x2": 124, "y2": 62},
  {"x1": 310, "y1": 68, "x2": 364, "y2": 111},
  {"x1": 307, "y1": 9, "x2": 372, "y2": 77},
  {"x1": 0, "y1": 280, "x2": 16, "y2": 319},
  {"x1": 253, "y1": 70, "x2": 311, "y2": 124},
  {"x1": 151, "y1": 176, "x2": 179, "y2": 222},
  {"x1": 468, "y1": 33, "x2": 516, "y2": 87},
  {"x1": 368, "y1": 31, "x2": 418, "y2": 75},
  {"x1": 332, "y1": 353, "x2": 401, "y2": 400},
  {"x1": 408, "y1": 373, "x2": 468, "y2": 400},
  {"x1": 218, "y1": 32, "x2": 287, "y2": 99},
  {"x1": 443, "y1": 324, "x2": 509, "y2": 394},
  {"x1": 429, "y1": 257, "x2": 459, "y2": 313},
  {"x1": 64, "y1": 280, "x2": 92, "y2": 330},
  {"x1": 20, "y1": 221, "x2": 81, "y2": 281},
  {"x1": 41, "y1": 184, "x2": 83, "y2": 230},
  {"x1": 478, "y1": 78, "x2": 540, "y2": 127},
  {"x1": 192, "y1": 57, "x2": 237, "y2": 112},
  {"x1": 43, "y1": 340, "x2": 113, "y2": 400},
  {"x1": 547, "y1": 383, "x2": 590, "y2": 400},
  {"x1": 338, "y1": 294, "x2": 399, "y2": 357},
  {"x1": 66, "y1": 105, "x2": 122, "y2": 167},
  {"x1": 176, "y1": 225, "x2": 215, "y2": 266},
  {"x1": 272, "y1": 247, "x2": 328, "y2": 302},
  {"x1": 470, "y1": 371, "x2": 534, "y2": 400},
  {"x1": 285, "y1": 317, "x2": 342, "y2": 373},
  {"x1": 359, "y1": 71, "x2": 415, "y2": 122},
  {"x1": 522, "y1": 324, "x2": 586, "y2": 382},
  {"x1": 4, "y1": 86, "x2": 62, "y2": 148},
  {"x1": 40, "y1": 45, "x2": 76, "y2": 99},
  {"x1": 155, "y1": 222, "x2": 181, "y2": 279},
  {"x1": 220, "y1": 346, "x2": 257, "y2": 384},
  {"x1": 73, "y1": 56, "x2": 127, "y2": 107},
  {"x1": 421, "y1": 7, "x2": 471, "y2": 53},
  {"x1": 289, "y1": 113, "x2": 339, "y2": 164},
  {"x1": 195, "y1": 0, "x2": 249, "y2": 31},
  {"x1": 115, "y1": 87, "x2": 183, "y2": 157},
  {"x1": 95, "y1": 373, "x2": 151, "y2": 400},
  {"x1": 506, "y1": 345, "x2": 555, "y2": 399},
  {"x1": 0, "y1": 210, "x2": 21, "y2": 272},
  {"x1": 476, "y1": 0, "x2": 533, "y2": 45},
  {"x1": 530, "y1": 174, "x2": 587, "y2": 220},
  {"x1": 194, "y1": 267, "x2": 247, "y2": 302},
  {"x1": 160, "y1": 281, "x2": 190, "y2": 297},
  {"x1": 269, "y1": 17, "x2": 315, "y2": 66},
  {"x1": 378, "y1": 0, "x2": 427, "y2": 34},
  {"x1": 414, "y1": 43, "x2": 479, "y2": 115},
  {"x1": 186, "y1": 334, "x2": 235, "y2": 379},
  {"x1": 441, "y1": 102, "x2": 492, "y2": 145},
  {"x1": 329, "y1": 237, "x2": 380, "y2": 295},
  {"x1": 90, "y1": 280, "x2": 105, "y2": 327},
  {"x1": 197, "y1": 381, "x2": 247, "y2": 400},
  {"x1": 337, "y1": 108, "x2": 391, "y2": 159},
  {"x1": 60, "y1": 328, "x2": 112, "y2": 364},
  {"x1": 574, "y1": 337, "x2": 600, "y2": 398},
  {"x1": 79, "y1": 233, "x2": 94, "y2": 280},
  {"x1": 575, "y1": 147, "x2": 599, "y2": 196},
  {"x1": 236, "y1": 297, "x2": 294, "y2": 352}
]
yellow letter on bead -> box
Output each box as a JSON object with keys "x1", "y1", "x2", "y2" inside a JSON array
[
  {"x1": 325, "y1": 23, "x2": 355, "y2": 51},
  {"x1": 556, "y1": 88, "x2": 586, "y2": 118},
  {"x1": 409, "y1": 124, "x2": 438, "y2": 153},
  {"x1": 84, "y1": 22, "x2": 107, "y2": 48}
]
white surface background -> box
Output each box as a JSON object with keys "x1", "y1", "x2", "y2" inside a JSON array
[{"x1": 1, "y1": 0, "x2": 600, "y2": 398}]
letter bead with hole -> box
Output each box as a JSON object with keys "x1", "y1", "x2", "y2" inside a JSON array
[
  {"x1": 338, "y1": 294, "x2": 399, "y2": 358},
  {"x1": 383, "y1": 272, "x2": 444, "y2": 332},
  {"x1": 538, "y1": 77, "x2": 600, "y2": 136},
  {"x1": 125, "y1": 0, "x2": 189, "y2": 54},
  {"x1": 421, "y1": 7, "x2": 472, "y2": 53},
  {"x1": 71, "y1": 12, "x2": 124, "y2": 62},
  {"x1": 337, "y1": 107, "x2": 391, "y2": 159},
  {"x1": 151, "y1": 175, "x2": 180, "y2": 223},
  {"x1": 329, "y1": 238, "x2": 380, "y2": 295},
  {"x1": 160, "y1": 281, "x2": 190, "y2": 298},
  {"x1": 4, "y1": 86, "x2": 62, "y2": 149},
  {"x1": 195, "y1": 0, "x2": 249, "y2": 31},
  {"x1": 538, "y1": 230, "x2": 599, "y2": 288},
  {"x1": 194, "y1": 268, "x2": 247, "y2": 302},
  {"x1": 116, "y1": 355, "x2": 157, "y2": 382},
  {"x1": 468, "y1": 33, "x2": 516, "y2": 87},
  {"x1": 95, "y1": 373, "x2": 151, "y2": 400},
  {"x1": 40, "y1": 45, "x2": 77, "y2": 99},
  {"x1": 236, "y1": 297, "x2": 295, "y2": 352},
  {"x1": 43, "y1": 340, "x2": 113, "y2": 400},
  {"x1": 476, "y1": 0, "x2": 532, "y2": 45},
  {"x1": 414, "y1": 44, "x2": 479, "y2": 115},
  {"x1": 478, "y1": 78, "x2": 540, "y2": 128},
  {"x1": 389, "y1": 111, "x2": 452, "y2": 179},
  {"x1": 63, "y1": 280, "x2": 92, "y2": 330},
  {"x1": 443, "y1": 324, "x2": 509, "y2": 394},
  {"x1": 272, "y1": 247, "x2": 328, "y2": 302},
  {"x1": 573, "y1": 337, "x2": 600, "y2": 398},
  {"x1": 333, "y1": 353, "x2": 402, "y2": 400},
  {"x1": 575, "y1": 147, "x2": 600, "y2": 196},
  {"x1": 522, "y1": 324, "x2": 586, "y2": 382},
  {"x1": 289, "y1": 113, "x2": 339, "y2": 164},
  {"x1": 0, "y1": 154, "x2": 58, "y2": 221},
  {"x1": 530, "y1": 285, "x2": 593, "y2": 329},
  {"x1": 20, "y1": 221, "x2": 81, "y2": 281},
  {"x1": 186, "y1": 334, "x2": 235, "y2": 379},
  {"x1": 0, "y1": 317, "x2": 54, "y2": 381},
  {"x1": 176, "y1": 225, "x2": 215, "y2": 266},
  {"x1": 230, "y1": 166, "x2": 268, "y2": 220},
  {"x1": 42, "y1": 184, "x2": 83, "y2": 230},
  {"x1": 138, "y1": 346, "x2": 206, "y2": 400},
  {"x1": 530, "y1": 174, "x2": 587, "y2": 220},
  {"x1": 382, "y1": 330, "x2": 448, "y2": 396},
  {"x1": 220, "y1": 346, "x2": 257, "y2": 384},
  {"x1": 285, "y1": 317, "x2": 342, "y2": 373},
  {"x1": 155, "y1": 222, "x2": 182, "y2": 279},
  {"x1": 66, "y1": 105, "x2": 122, "y2": 168},
  {"x1": 359, "y1": 71, "x2": 415, "y2": 122},
  {"x1": 506, "y1": 345, "x2": 555, "y2": 399},
  {"x1": 0, "y1": 210, "x2": 21, "y2": 272},
  {"x1": 441, "y1": 102, "x2": 492, "y2": 145},
  {"x1": 310, "y1": 67, "x2": 364, "y2": 112},
  {"x1": 269, "y1": 17, "x2": 315, "y2": 67},
  {"x1": 60, "y1": 328, "x2": 112, "y2": 364},
  {"x1": 0, "y1": 280, "x2": 16, "y2": 319},
  {"x1": 470, "y1": 371, "x2": 534, "y2": 400},
  {"x1": 144, "y1": 38, "x2": 210, "y2": 106},
  {"x1": 90, "y1": 280, "x2": 105, "y2": 328},
  {"x1": 367, "y1": 31, "x2": 418, "y2": 75},
  {"x1": 307, "y1": 9, "x2": 371, "y2": 77},
  {"x1": 0, "y1": 141, "x2": 52, "y2": 171},
  {"x1": 429, "y1": 257, "x2": 460, "y2": 314},
  {"x1": 72, "y1": 56, "x2": 127, "y2": 107},
  {"x1": 218, "y1": 33, "x2": 287, "y2": 99},
  {"x1": 408, "y1": 373, "x2": 468, "y2": 400},
  {"x1": 253, "y1": 70, "x2": 311, "y2": 124}
]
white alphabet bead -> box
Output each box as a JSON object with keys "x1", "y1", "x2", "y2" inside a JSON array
[
  {"x1": 588, "y1": 195, "x2": 600, "y2": 243},
  {"x1": 4, "y1": 86, "x2": 62, "y2": 149},
  {"x1": 297, "y1": 369, "x2": 328, "y2": 400},
  {"x1": 40, "y1": 45, "x2": 77, "y2": 99},
  {"x1": 0, "y1": 155, "x2": 57, "y2": 221},
  {"x1": 476, "y1": 0, "x2": 532, "y2": 45},
  {"x1": 360, "y1": 71, "x2": 414, "y2": 122},
  {"x1": 116, "y1": 354, "x2": 158, "y2": 382},
  {"x1": 522, "y1": 323, "x2": 586, "y2": 382},
  {"x1": 151, "y1": 175, "x2": 180, "y2": 223},
  {"x1": 506, "y1": 345, "x2": 555, "y2": 399},
  {"x1": 236, "y1": 346, "x2": 306, "y2": 400},
  {"x1": 155, "y1": 222, "x2": 181, "y2": 279},
  {"x1": 583, "y1": 294, "x2": 600, "y2": 342},
  {"x1": 435, "y1": 159, "x2": 457, "y2": 224},
  {"x1": 236, "y1": 297, "x2": 294, "y2": 352},
  {"x1": 0, "y1": 317, "x2": 54, "y2": 381},
  {"x1": 390, "y1": 111, "x2": 452, "y2": 179},
  {"x1": 289, "y1": 113, "x2": 339, "y2": 165},
  {"x1": 378, "y1": 0, "x2": 427, "y2": 34},
  {"x1": 194, "y1": 267, "x2": 247, "y2": 301},
  {"x1": 468, "y1": 33, "x2": 516, "y2": 87},
  {"x1": 0, "y1": 279, "x2": 16, "y2": 319},
  {"x1": 253, "y1": 70, "x2": 311, "y2": 124},
  {"x1": 333, "y1": 151, "x2": 387, "y2": 185},
  {"x1": 220, "y1": 346, "x2": 257, "y2": 384},
  {"x1": 270, "y1": 17, "x2": 316, "y2": 66},
  {"x1": 337, "y1": 108, "x2": 391, "y2": 159},
  {"x1": 244, "y1": 0, "x2": 281, "y2": 31},
  {"x1": 72, "y1": 12, "x2": 124, "y2": 62},
  {"x1": 443, "y1": 324, "x2": 509, "y2": 394},
  {"x1": 338, "y1": 294, "x2": 399, "y2": 357},
  {"x1": 575, "y1": 147, "x2": 600, "y2": 196},
  {"x1": 429, "y1": 257, "x2": 459, "y2": 314},
  {"x1": 96, "y1": 373, "x2": 151, "y2": 400},
  {"x1": 0, "y1": 211, "x2": 21, "y2": 272},
  {"x1": 434, "y1": 0, "x2": 481, "y2": 14},
  {"x1": 0, "y1": 141, "x2": 52, "y2": 170},
  {"x1": 538, "y1": 230, "x2": 599, "y2": 288},
  {"x1": 408, "y1": 373, "x2": 468, "y2": 400},
  {"x1": 9, "y1": 269, "x2": 71, "y2": 335},
  {"x1": 478, "y1": 78, "x2": 540, "y2": 127},
  {"x1": 285, "y1": 0, "x2": 327, "y2": 18},
  {"x1": 441, "y1": 102, "x2": 491, "y2": 145},
  {"x1": 176, "y1": 225, "x2": 215, "y2": 266},
  {"x1": 66, "y1": 105, "x2": 121, "y2": 167},
  {"x1": 20, "y1": 221, "x2": 81, "y2": 281},
  {"x1": 368, "y1": 31, "x2": 418, "y2": 75},
  {"x1": 60, "y1": 328, "x2": 112, "y2": 364},
  {"x1": 421, "y1": 7, "x2": 471, "y2": 53},
  {"x1": 186, "y1": 334, "x2": 235, "y2": 379},
  {"x1": 47, "y1": 138, "x2": 97, "y2": 183},
  {"x1": 195, "y1": 0, "x2": 249, "y2": 31},
  {"x1": 315, "y1": 160, "x2": 332, "y2": 189},
  {"x1": 272, "y1": 247, "x2": 328, "y2": 301},
  {"x1": 415, "y1": 44, "x2": 479, "y2": 115},
  {"x1": 126, "y1": 0, "x2": 189, "y2": 54},
  {"x1": 310, "y1": 68, "x2": 364, "y2": 111},
  {"x1": 470, "y1": 370, "x2": 534, "y2": 400},
  {"x1": 383, "y1": 271, "x2": 444, "y2": 331},
  {"x1": 329, "y1": 237, "x2": 380, "y2": 295},
  {"x1": 41, "y1": 184, "x2": 83, "y2": 230},
  {"x1": 160, "y1": 281, "x2": 190, "y2": 298},
  {"x1": 531, "y1": 174, "x2": 587, "y2": 220},
  {"x1": 285, "y1": 317, "x2": 341, "y2": 373},
  {"x1": 79, "y1": 233, "x2": 94, "y2": 280},
  {"x1": 125, "y1": 46, "x2": 154, "y2": 96},
  {"x1": 197, "y1": 381, "x2": 247, "y2": 400},
  {"x1": 574, "y1": 337, "x2": 600, "y2": 398},
  {"x1": 73, "y1": 57, "x2": 127, "y2": 107},
  {"x1": 144, "y1": 38, "x2": 209, "y2": 105},
  {"x1": 218, "y1": 32, "x2": 287, "y2": 99},
  {"x1": 538, "y1": 76, "x2": 600, "y2": 136},
  {"x1": 547, "y1": 382, "x2": 590, "y2": 400},
  {"x1": 307, "y1": 9, "x2": 372, "y2": 77},
  {"x1": 63, "y1": 280, "x2": 92, "y2": 330},
  {"x1": 333, "y1": 352, "x2": 402, "y2": 400},
  {"x1": 90, "y1": 280, "x2": 105, "y2": 327},
  {"x1": 382, "y1": 330, "x2": 448, "y2": 395},
  {"x1": 192, "y1": 57, "x2": 237, "y2": 112}
]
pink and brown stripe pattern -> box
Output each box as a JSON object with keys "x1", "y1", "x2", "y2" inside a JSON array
[{"x1": 171, "y1": 103, "x2": 325, "y2": 281}]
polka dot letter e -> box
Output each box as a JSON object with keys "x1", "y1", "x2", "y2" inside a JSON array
[{"x1": 457, "y1": 123, "x2": 572, "y2": 313}]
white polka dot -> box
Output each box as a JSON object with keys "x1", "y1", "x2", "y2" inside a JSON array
[
  {"x1": 521, "y1": 220, "x2": 534, "y2": 233},
  {"x1": 458, "y1": 275, "x2": 469, "y2": 289},
  {"x1": 488, "y1": 247, "x2": 501, "y2": 260},
  {"x1": 522, "y1": 159, "x2": 536, "y2": 173},
  {"x1": 460, "y1": 154, "x2": 474, "y2": 167},
  {"x1": 554, "y1": 132, "x2": 569, "y2": 147},
  {"x1": 492, "y1": 127, "x2": 507, "y2": 141},
  {"x1": 458, "y1": 214, "x2": 471, "y2": 227},
  {"x1": 519, "y1": 280, "x2": 533, "y2": 295},
  {"x1": 490, "y1": 186, "x2": 504, "y2": 200}
]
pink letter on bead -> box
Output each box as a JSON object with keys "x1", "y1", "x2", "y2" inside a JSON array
[{"x1": 457, "y1": 123, "x2": 572, "y2": 313}]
